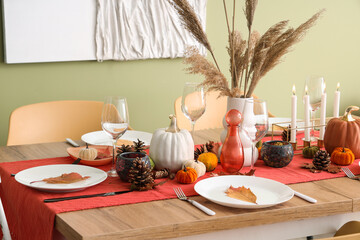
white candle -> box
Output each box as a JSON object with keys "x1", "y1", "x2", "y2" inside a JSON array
[
  {"x1": 304, "y1": 85, "x2": 310, "y2": 141},
  {"x1": 291, "y1": 85, "x2": 297, "y2": 143},
  {"x1": 319, "y1": 82, "x2": 327, "y2": 140},
  {"x1": 333, "y1": 82, "x2": 340, "y2": 118}
]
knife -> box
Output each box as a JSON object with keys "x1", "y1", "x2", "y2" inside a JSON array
[
  {"x1": 44, "y1": 190, "x2": 132, "y2": 203},
  {"x1": 66, "y1": 138, "x2": 80, "y2": 147}
]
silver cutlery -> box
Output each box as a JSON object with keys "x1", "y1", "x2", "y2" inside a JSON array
[
  {"x1": 293, "y1": 190, "x2": 317, "y2": 203},
  {"x1": 44, "y1": 190, "x2": 132, "y2": 203},
  {"x1": 66, "y1": 138, "x2": 80, "y2": 147},
  {"x1": 173, "y1": 187, "x2": 215, "y2": 216},
  {"x1": 342, "y1": 167, "x2": 360, "y2": 180}
]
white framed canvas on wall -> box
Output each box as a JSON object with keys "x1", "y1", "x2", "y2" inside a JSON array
[{"x1": 1, "y1": 0, "x2": 207, "y2": 64}]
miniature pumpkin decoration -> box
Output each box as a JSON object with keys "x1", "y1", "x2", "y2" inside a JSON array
[
  {"x1": 197, "y1": 152, "x2": 218, "y2": 172},
  {"x1": 302, "y1": 146, "x2": 320, "y2": 159},
  {"x1": 184, "y1": 159, "x2": 206, "y2": 177},
  {"x1": 324, "y1": 106, "x2": 360, "y2": 158},
  {"x1": 176, "y1": 166, "x2": 198, "y2": 184},
  {"x1": 149, "y1": 115, "x2": 194, "y2": 172},
  {"x1": 79, "y1": 144, "x2": 97, "y2": 160},
  {"x1": 330, "y1": 147, "x2": 355, "y2": 166}
]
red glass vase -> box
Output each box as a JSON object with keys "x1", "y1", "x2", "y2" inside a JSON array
[{"x1": 220, "y1": 109, "x2": 244, "y2": 173}]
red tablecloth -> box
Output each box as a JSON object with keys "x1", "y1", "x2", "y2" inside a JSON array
[{"x1": 1, "y1": 142, "x2": 359, "y2": 240}]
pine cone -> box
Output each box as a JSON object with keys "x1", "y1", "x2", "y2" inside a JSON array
[
  {"x1": 117, "y1": 144, "x2": 134, "y2": 156},
  {"x1": 205, "y1": 141, "x2": 215, "y2": 153},
  {"x1": 194, "y1": 145, "x2": 205, "y2": 160},
  {"x1": 133, "y1": 139, "x2": 146, "y2": 153},
  {"x1": 313, "y1": 150, "x2": 330, "y2": 170},
  {"x1": 128, "y1": 158, "x2": 154, "y2": 191},
  {"x1": 282, "y1": 126, "x2": 291, "y2": 142}
]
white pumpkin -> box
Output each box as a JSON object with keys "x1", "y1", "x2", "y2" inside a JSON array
[
  {"x1": 184, "y1": 159, "x2": 206, "y2": 177},
  {"x1": 149, "y1": 115, "x2": 194, "y2": 172}
]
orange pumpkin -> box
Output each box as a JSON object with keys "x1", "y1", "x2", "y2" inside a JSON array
[
  {"x1": 330, "y1": 147, "x2": 355, "y2": 166},
  {"x1": 324, "y1": 106, "x2": 360, "y2": 158},
  {"x1": 176, "y1": 166, "x2": 198, "y2": 184},
  {"x1": 197, "y1": 152, "x2": 218, "y2": 171}
]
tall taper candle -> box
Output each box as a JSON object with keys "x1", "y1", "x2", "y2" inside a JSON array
[
  {"x1": 319, "y1": 82, "x2": 327, "y2": 140},
  {"x1": 333, "y1": 82, "x2": 340, "y2": 118},
  {"x1": 291, "y1": 85, "x2": 297, "y2": 143},
  {"x1": 304, "y1": 85, "x2": 310, "y2": 141}
]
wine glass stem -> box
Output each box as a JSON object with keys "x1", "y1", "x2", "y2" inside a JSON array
[
  {"x1": 250, "y1": 143, "x2": 254, "y2": 172},
  {"x1": 191, "y1": 121, "x2": 196, "y2": 140},
  {"x1": 111, "y1": 138, "x2": 117, "y2": 170}
]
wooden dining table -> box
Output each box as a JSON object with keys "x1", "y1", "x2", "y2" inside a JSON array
[{"x1": 1, "y1": 128, "x2": 360, "y2": 240}]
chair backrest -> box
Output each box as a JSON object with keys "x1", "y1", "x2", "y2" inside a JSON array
[
  {"x1": 7, "y1": 100, "x2": 103, "y2": 146},
  {"x1": 175, "y1": 91, "x2": 227, "y2": 131},
  {"x1": 174, "y1": 91, "x2": 275, "y2": 131}
]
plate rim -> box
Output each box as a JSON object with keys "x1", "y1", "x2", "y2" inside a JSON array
[
  {"x1": 15, "y1": 164, "x2": 107, "y2": 192},
  {"x1": 194, "y1": 175, "x2": 294, "y2": 209},
  {"x1": 81, "y1": 130, "x2": 152, "y2": 146}
]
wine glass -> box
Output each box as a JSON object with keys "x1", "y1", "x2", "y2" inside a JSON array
[
  {"x1": 181, "y1": 82, "x2": 206, "y2": 138},
  {"x1": 304, "y1": 76, "x2": 325, "y2": 140},
  {"x1": 243, "y1": 99, "x2": 269, "y2": 174},
  {"x1": 101, "y1": 96, "x2": 129, "y2": 177}
]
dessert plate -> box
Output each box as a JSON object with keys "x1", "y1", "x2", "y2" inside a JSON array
[
  {"x1": 194, "y1": 175, "x2": 294, "y2": 209},
  {"x1": 15, "y1": 164, "x2": 107, "y2": 192},
  {"x1": 67, "y1": 145, "x2": 112, "y2": 166},
  {"x1": 81, "y1": 130, "x2": 152, "y2": 146}
]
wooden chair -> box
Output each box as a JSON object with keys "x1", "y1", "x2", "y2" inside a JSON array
[
  {"x1": 7, "y1": 100, "x2": 104, "y2": 146},
  {"x1": 174, "y1": 91, "x2": 275, "y2": 131}
]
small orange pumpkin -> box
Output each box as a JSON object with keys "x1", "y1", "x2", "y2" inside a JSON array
[
  {"x1": 176, "y1": 166, "x2": 198, "y2": 184},
  {"x1": 330, "y1": 147, "x2": 355, "y2": 166}
]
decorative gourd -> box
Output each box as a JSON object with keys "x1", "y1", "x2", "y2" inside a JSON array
[
  {"x1": 198, "y1": 152, "x2": 218, "y2": 172},
  {"x1": 184, "y1": 159, "x2": 206, "y2": 177},
  {"x1": 302, "y1": 146, "x2": 320, "y2": 159},
  {"x1": 79, "y1": 144, "x2": 97, "y2": 160},
  {"x1": 176, "y1": 166, "x2": 198, "y2": 184},
  {"x1": 149, "y1": 115, "x2": 194, "y2": 172},
  {"x1": 330, "y1": 147, "x2": 355, "y2": 166},
  {"x1": 324, "y1": 106, "x2": 360, "y2": 158}
]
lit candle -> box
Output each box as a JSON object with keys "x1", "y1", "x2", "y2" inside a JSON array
[
  {"x1": 291, "y1": 85, "x2": 297, "y2": 143},
  {"x1": 304, "y1": 85, "x2": 310, "y2": 141},
  {"x1": 319, "y1": 82, "x2": 327, "y2": 140},
  {"x1": 333, "y1": 82, "x2": 340, "y2": 118}
]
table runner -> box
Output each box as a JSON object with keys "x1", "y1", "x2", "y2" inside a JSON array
[{"x1": 1, "y1": 144, "x2": 359, "y2": 239}]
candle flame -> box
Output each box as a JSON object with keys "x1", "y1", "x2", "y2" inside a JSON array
[
  {"x1": 336, "y1": 82, "x2": 340, "y2": 91},
  {"x1": 305, "y1": 85, "x2": 308, "y2": 95},
  {"x1": 292, "y1": 85, "x2": 296, "y2": 95}
]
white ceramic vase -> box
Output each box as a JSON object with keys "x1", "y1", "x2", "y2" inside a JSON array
[{"x1": 220, "y1": 97, "x2": 258, "y2": 167}]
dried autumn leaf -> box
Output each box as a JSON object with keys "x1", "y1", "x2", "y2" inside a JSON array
[
  {"x1": 301, "y1": 163, "x2": 315, "y2": 169},
  {"x1": 30, "y1": 172, "x2": 90, "y2": 184},
  {"x1": 225, "y1": 185, "x2": 257, "y2": 204},
  {"x1": 327, "y1": 165, "x2": 341, "y2": 174}
]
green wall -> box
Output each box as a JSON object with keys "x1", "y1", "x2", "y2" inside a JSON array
[{"x1": 0, "y1": 1, "x2": 359, "y2": 146}]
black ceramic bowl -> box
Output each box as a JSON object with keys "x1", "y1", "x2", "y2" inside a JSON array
[
  {"x1": 116, "y1": 152, "x2": 150, "y2": 181},
  {"x1": 260, "y1": 141, "x2": 294, "y2": 168}
]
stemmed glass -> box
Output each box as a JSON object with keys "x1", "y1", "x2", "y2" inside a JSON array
[
  {"x1": 243, "y1": 99, "x2": 269, "y2": 174},
  {"x1": 101, "y1": 96, "x2": 129, "y2": 177},
  {"x1": 181, "y1": 82, "x2": 206, "y2": 138},
  {"x1": 304, "y1": 76, "x2": 325, "y2": 140}
]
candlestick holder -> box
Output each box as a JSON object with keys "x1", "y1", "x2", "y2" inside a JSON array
[{"x1": 270, "y1": 117, "x2": 333, "y2": 152}]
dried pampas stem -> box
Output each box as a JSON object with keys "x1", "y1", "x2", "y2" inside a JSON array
[
  {"x1": 169, "y1": 0, "x2": 324, "y2": 99},
  {"x1": 169, "y1": 0, "x2": 221, "y2": 72}
]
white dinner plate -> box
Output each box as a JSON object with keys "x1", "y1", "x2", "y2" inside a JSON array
[
  {"x1": 194, "y1": 175, "x2": 294, "y2": 209},
  {"x1": 81, "y1": 130, "x2": 152, "y2": 146},
  {"x1": 15, "y1": 164, "x2": 107, "y2": 192},
  {"x1": 268, "y1": 117, "x2": 305, "y2": 135}
]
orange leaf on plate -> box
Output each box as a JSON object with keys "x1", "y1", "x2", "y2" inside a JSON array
[{"x1": 225, "y1": 185, "x2": 257, "y2": 204}]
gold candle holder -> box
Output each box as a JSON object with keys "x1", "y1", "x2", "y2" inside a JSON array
[{"x1": 270, "y1": 117, "x2": 333, "y2": 151}]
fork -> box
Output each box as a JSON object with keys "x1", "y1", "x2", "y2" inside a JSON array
[
  {"x1": 173, "y1": 187, "x2": 215, "y2": 216},
  {"x1": 342, "y1": 167, "x2": 360, "y2": 180}
]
